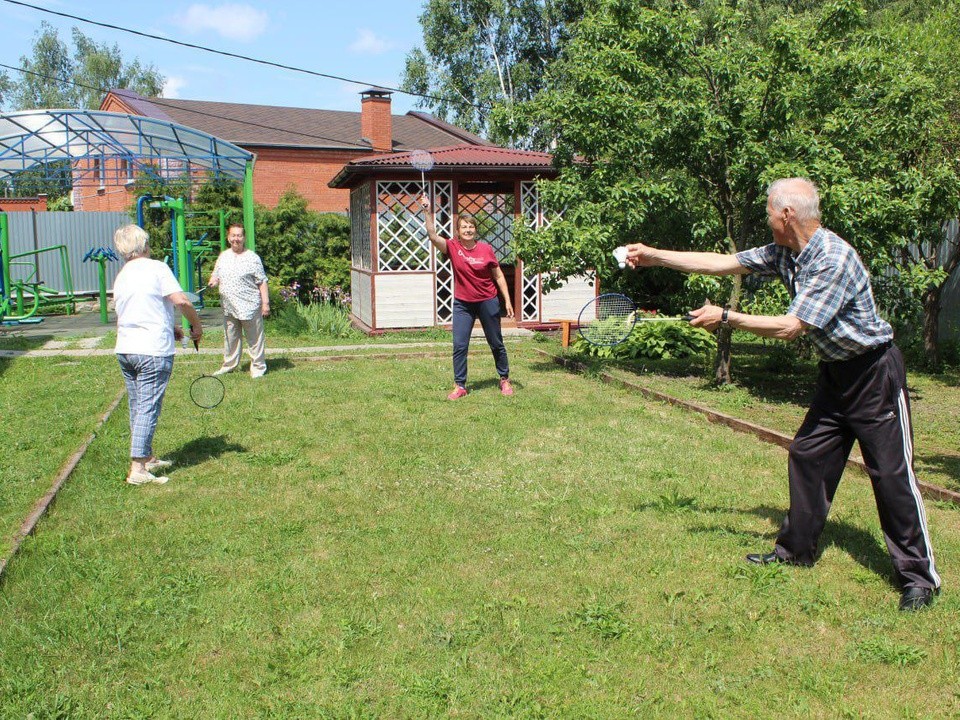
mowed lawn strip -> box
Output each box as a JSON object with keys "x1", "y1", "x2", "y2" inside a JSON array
[
  {"x1": 570, "y1": 339, "x2": 960, "y2": 494},
  {"x1": 0, "y1": 355, "x2": 123, "y2": 558},
  {"x1": 0, "y1": 352, "x2": 957, "y2": 718}
]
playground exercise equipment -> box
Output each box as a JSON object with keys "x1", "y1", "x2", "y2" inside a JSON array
[
  {"x1": 83, "y1": 247, "x2": 120, "y2": 324},
  {"x1": 1, "y1": 212, "x2": 76, "y2": 324}
]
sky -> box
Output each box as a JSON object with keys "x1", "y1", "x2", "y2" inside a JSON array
[{"x1": 0, "y1": 0, "x2": 428, "y2": 114}]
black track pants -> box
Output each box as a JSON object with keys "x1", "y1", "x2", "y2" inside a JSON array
[{"x1": 774, "y1": 343, "x2": 940, "y2": 590}]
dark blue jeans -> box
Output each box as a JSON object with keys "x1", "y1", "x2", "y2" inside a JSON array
[{"x1": 452, "y1": 297, "x2": 509, "y2": 387}]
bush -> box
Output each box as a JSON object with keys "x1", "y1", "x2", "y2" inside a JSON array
[
  {"x1": 575, "y1": 316, "x2": 715, "y2": 360},
  {"x1": 270, "y1": 283, "x2": 359, "y2": 340}
]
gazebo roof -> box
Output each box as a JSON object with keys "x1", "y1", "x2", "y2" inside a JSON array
[
  {"x1": 328, "y1": 144, "x2": 558, "y2": 189},
  {"x1": 0, "y1": 108, "x2": 254, "y2": 186}
]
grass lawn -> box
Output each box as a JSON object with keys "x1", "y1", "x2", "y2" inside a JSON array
[
  {"x1": 1, "y1": 342, "x2": 958, "y2": 718},
  {"x1": 572, "y1": 336, "x2": 960, "y2": 494}
]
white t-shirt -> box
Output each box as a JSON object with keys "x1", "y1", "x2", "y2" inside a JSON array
[
  {"x1": 114, "y1": 258, "x2": 183, "y2": 356},
  {"x1": 211, "y1": 249, "x2": 267, "y2": 320}
]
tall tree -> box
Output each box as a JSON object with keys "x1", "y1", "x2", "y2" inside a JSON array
[
  {"x1": 403, "y1": 0, "x2": 585, "y2": 148},
  {"x1": 7, "y1": 22, "x2": 164, "y2": 111},
  {"x1": 513, "y1": 0, "x2": 959, "y2": 381}
]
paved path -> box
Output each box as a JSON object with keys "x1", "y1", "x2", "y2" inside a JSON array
[{"x1": 1, "y1": 300, "x2": 533, "y2": 359}]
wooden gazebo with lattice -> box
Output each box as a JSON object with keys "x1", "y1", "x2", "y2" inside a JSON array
[{"x1": 328, "y1": 145, "x2": 595, "y2": 332}]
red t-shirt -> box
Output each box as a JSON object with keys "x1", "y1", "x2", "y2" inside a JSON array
[{"x1": 446, "y1": 238, "x2": 499, "y2": 302}]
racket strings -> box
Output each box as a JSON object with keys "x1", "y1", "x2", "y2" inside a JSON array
[
  {"x1": 580, "y1": 294, "x2": 637, "y2": 346},
  {"x1": 190, "y1": 375, "x2": 225, "y2": 409}
]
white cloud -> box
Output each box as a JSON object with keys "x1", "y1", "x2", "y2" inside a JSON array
[
  {"x1": 162, "y1": 75, "x2": 187, "y2": 98},
  {"x1": 175, "y1": 4, "x2": 268, "y2": 42},
  {"x1": 349, "y1": 28, "x2": 393, "y2": 55}
]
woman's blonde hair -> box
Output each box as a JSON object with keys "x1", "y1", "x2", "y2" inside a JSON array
[{"x1": 113, "y1": 224, "x2": 150, "y2": 261}]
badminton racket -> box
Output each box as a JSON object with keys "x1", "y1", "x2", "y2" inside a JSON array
[
  {"x1": 189, "y1": 374, "x2": 225, "y2": 409},
  {"x1": 576, "y1": 293, "x2": 694, "y2": 347},
  {"x1": 411, "y1": 149, "x2": 434, "y2": 196}
]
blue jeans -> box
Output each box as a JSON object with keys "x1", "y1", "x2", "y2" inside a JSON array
[
  {"x1": 452, "y1": 297, "x2": 509, "y2": 387},
  {"x1": 117, "y1": 353, "x2": 173, "y2": 459}
]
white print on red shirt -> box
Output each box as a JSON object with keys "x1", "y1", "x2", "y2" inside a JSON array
[{"x1": 456, "y1": 246, "x2": 487, "y2": 266}]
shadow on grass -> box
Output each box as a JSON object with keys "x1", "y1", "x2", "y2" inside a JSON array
[
  {"x1": 919, "y1": 454, "x2": 960, "y2": 486},
  {"x1": 266, "y1": 357, "x2": 295, "y2": 373},
  {"x1": 169, "y1": 435, "x2": 247, "y2": 470}
]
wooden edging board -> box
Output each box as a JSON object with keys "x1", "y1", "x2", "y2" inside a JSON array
[
  {"x1": 0, "y1": 388, "x2": 127, "y2": 583},
  {"x1": 537, "y1": 349, "x2": 960, "y2": 505}
]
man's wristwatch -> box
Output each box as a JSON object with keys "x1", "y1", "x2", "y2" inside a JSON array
[{"x1": 720, "y1": 305, "x2": 731, "y2": 328}]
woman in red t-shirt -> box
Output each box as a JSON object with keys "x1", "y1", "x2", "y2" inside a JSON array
[{"x1": 422, "y1": 195, "x2": 515, "y2": 399}]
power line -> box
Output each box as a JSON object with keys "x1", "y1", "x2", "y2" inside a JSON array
[
  {"x1": 1, "y1": 0, "x2": 486, "y2": 111},
  {"x1": 0, "y1": 61, "x2": 398, "y2": 150}
]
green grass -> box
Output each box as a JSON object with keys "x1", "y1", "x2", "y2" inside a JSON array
[
  {"x1": 0, "y1": 344, "x2": 958, "y2": 717},
  {"x1": 0, "y1": 355, "x2": 123, "y2": 558},
  {"x1": 567, "y1": 336, "x2": 960, "y2": 493}
]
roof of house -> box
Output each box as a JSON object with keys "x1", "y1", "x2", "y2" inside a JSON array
[
  {"x1": 104, "y1": 89, "x2": 491, "y2": 152},
  {"x1": 328, "y1": 145, "x2": 559, "y2": 188}
]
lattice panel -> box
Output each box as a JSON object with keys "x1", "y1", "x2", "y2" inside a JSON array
[
  {"x1": 520, "y1": 261, "x2": 540, "y2": 322},
  {"x1": 376, "y1": 181, "x2": 431, "y2": 272},
  {"x1": 432, "y1": 181, "x2": 454, "y2": 322},
  {"x1": 350, "y1": 187, "x2": 371, "y2": 270},
  {"x1": 520, "y1": 180, "x2": 563, "y2": 230},
  {"x1": 458, "y1": 192, "x2": 515, "y2": 262}
]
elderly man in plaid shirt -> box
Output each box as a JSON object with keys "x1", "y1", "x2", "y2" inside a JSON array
[{"x1": 625, "y1": 177, "x2": 940, "y2": 611}]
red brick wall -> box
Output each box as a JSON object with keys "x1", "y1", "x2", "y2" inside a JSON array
[
  {"x1": 0, "y1": 196, "x2": 48, "y2": 212},
  {"x1": 251, "y1": 147, "x2": 364, "y2": 212}
]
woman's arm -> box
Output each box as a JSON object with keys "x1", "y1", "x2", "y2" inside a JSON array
[
  {"x1": 491, "y1": 266, "x2": 514, "y2": 318},
  {"x1": 418, "y1": 194, "x2": 448, "y2": 255},
  {"x1": 259, "y1": 281, "x2": 270, "y2": 317},
  {"x1": 168, "y1": 292, "x2": 203, "y2": 342}
]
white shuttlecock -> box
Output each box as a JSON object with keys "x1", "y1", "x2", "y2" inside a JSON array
[{"x1": 613, "y1": 246, "x2": 628, "y2": 268}]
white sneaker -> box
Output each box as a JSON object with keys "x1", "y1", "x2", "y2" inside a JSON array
[
  {"x1": 145, "y1": 458, "x2": 173, "y2": 472},
  {"x1": 126, "y1": 471, "x2": 169, "y2": 486},
  {"x1": 211, "y1": 366, "x2": 233, "y2": 377}
]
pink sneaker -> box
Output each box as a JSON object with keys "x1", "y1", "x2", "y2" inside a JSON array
[
  {"x1": 447, "y1": 385, "x2": 468, "y2": 400},
  {"x1": 499, "y1": 378, "x2": 514, "y2": 396}
]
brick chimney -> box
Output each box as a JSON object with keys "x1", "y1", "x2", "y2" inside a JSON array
[{"x1": 360, "y1": 88, "x2": 393, "y2": 153}]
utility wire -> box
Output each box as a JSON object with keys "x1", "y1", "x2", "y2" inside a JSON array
[
  {"x1": 1, "y1": 0, "x2": 486, "y2": 110},
  {"x1": 0, "y1": 61, "x2": 398, "y2": 149}
]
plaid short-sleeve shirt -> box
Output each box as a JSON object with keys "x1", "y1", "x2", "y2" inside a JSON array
[{"x1": 735, "y1": 228, "x2": 892, "y2": 361}]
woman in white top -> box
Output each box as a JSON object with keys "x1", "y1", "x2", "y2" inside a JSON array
[
  {"x1": 113, "y1": 225, "x2": 203, "y2": 486},
  {"x1": 208, "y1": 224, "x2": 270, "y2": 378}
]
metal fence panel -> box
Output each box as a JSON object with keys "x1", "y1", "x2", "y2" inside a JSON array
[{"x1": 5, "y1": 211, "x2": 129, "y2": 294}]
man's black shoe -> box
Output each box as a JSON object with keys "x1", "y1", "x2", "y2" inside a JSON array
[
  {"x1": 746, "y1": 551, "x2": 783, "y2": 565},
  {"x1": 899, "y1": 586, "x2": 939, "y2": 612}
]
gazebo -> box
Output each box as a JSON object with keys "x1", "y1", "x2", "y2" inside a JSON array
[{"x1": 329, "y1": 145, "x2": 594, "y2": 332}]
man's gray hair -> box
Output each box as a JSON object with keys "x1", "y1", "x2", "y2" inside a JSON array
[
  {"x1": 113, "y1": 224, "x2": 150, "y2": 261},
  {"x1": 767, "y1": 178, "x2": 821, "y2": 223}
]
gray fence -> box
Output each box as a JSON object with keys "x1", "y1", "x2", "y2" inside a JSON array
[
  {"x1": 4, "y1": 211, "x2": 129, "y2": 295},
  {"x1": 939, "y1": 221, "x2": 960, "y2": 344}
]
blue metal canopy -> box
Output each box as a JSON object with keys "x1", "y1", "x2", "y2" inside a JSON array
[{"x1": 0, "y1": 109, "x2": 254, "y2": 187}]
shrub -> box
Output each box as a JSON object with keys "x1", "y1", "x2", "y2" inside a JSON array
[
  {"x1": 271, "y1": 283, "x2": 358, "y2": 340},
  {"x1": 575, "y1": 315, "x2": 715, "y2": 360}
]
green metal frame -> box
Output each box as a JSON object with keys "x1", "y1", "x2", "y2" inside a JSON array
[{"x1": 0, "y1": 212, "x2": 76, "y2": 322}]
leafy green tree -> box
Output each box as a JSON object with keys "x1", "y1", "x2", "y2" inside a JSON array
[
  {"x1": 7, "y1": 22, "x2": 163, "y2": 111},
  {"x1": 403, "y1": 0, "x2": 585, "y2": 147},
  {"x1": 514, "y1": 0, "x2": 959, "y2": 381}
]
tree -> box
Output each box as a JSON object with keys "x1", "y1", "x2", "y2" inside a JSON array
[
  {"x1": 6, "y1": 22, "x2": 163, "y2": 111},
  {"x1": 513, "y1": 0, "x2": 959, "y2": 382},
  {"x1": 403, "y1": 0, "x2": 586, "y2": 148}
]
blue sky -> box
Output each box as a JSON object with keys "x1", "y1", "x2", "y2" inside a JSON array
[{"x1": 1, "y1": 1, "x2": 427, "y2": 114}]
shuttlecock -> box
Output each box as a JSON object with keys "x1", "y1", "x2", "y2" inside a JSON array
[{"x1": 613, "y1": 246, "x2": 628, "y2": 268}]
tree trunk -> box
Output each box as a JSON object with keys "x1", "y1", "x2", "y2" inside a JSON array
[
  {"x1": 713, "y1": 274, "x2": 742, "y2": 385},
  {"x1": 922, "y1": 285, "x2": 942, "y2": 369},
  {"x1": 714, "y1": 326, "x2": 733, "y2": 384}
]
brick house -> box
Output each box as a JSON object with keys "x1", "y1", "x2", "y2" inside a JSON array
[{"x1": 82, "y1": 88, "x2": 490, "y2": 213}]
